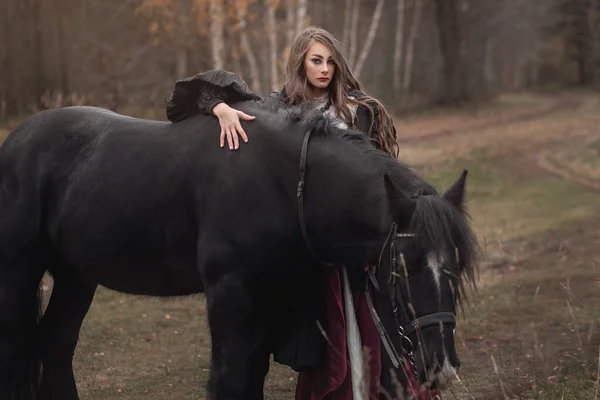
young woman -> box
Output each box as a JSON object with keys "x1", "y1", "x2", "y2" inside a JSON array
[{"x1": 166, "y1": 27, "x2": 441, "y2": 400}]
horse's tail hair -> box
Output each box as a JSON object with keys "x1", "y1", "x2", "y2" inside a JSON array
[{"x1": 1, "y1": 285, "x2": 43, "y2": 400}]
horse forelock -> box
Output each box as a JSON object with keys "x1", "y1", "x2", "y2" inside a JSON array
[{"x1": 409, "y1": 194, "x2": 479, "y2": 308}]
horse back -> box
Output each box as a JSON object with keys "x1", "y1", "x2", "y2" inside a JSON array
[
  {"x1": 1, "y1": 107, "x2": 213, "y2": 294},
  {"x1": 0, "y1": 106, "x2": 302, "y2": 296}
]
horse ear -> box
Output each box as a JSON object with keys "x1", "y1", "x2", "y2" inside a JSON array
[
  {"x1": 384, "y1": 174, "x2": 416, "y2": 224},
  {"x1": 443, "y1": 170, "x2": 468, "y2": 211}
]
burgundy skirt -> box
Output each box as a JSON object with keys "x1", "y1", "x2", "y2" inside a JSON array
[{"x1": 295, "y1": 269, "x2": 442, "y2": 400}]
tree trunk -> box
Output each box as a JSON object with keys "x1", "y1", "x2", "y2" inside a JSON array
[
  {"x1": 210, "y1": 0, "x2": 224, "y2": 69},
  {"x1": 402, "y1": 0, "x2": 423, "y2": 96},
  {"x1": 392, "y1": 0, "x2": 405, "y2": 99},
  {"x1": 55, "y1": 0, "x2": 69, "y2": 95},
  {"x1": 296, "y1": 0, "x2": 307, "y2": 35},
  {"x1": 0, "y1": 0, "x2": 10, "y2": 117},
  {"x1": 175, "y1": 47, "x2": 189, "y2": 79},
  {"x1": 574, "y1": 6, "x2": 590, "y2": 85},
  {"x1": 286, "y1": 0, "x2": 296, "y2": 49},
  {"x1": 343, "y1": 0, "x2": 353, "y2": 47},
  {"x1": 237, "y1": 0, "x2": 261, "y2": 94},
  {"x1": 433, "y1": 0, "x2": 467, "y2": 105},
  {"x1": 354, "y1": 0, "x2": 385, "y2": 79},
  {"x1": 32, "y1": 0, "x2": 46, "y2": 106},
  {"x1": 267, "y1": 0, "x2": 278, "y2": 91},
  {"x1": 174, "y1": 0, "x2": 193, "y2": 77},
  {"x1": 484, "y1": 39, "x2": 495, "y2": 92},
  {"x1": 593, "y1": 0, "x2": 600, "y2": 85},
  {"x1": 348, "y1": 0, "x2": 360, "y2": 67}
]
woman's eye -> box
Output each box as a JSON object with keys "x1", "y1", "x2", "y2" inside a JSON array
[
  {"x1": 328, "y1": 60, "x2": 334, "y2": 65},
  {"x1": 312, "y1": 59, "x2": 321, "y2": 64}
]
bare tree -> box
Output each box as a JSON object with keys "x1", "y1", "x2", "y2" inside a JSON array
[
  {"x1": 174, "y1": 0, "x2": 192, "y2": 77},
  {"x1": 237, "y1": 0, "x2": 261, "y2": 93},
  {"x1": 343, "y1": 0, "x2": 353, "y2": 46},
  {"x1": 402, "y1": 0, "x2": 423, "y2": 94},
  {"x1": 348, "y1": 0, "x2": 360, "y2": 66},
  {"x1": 54, "y1": 0, "x2": 70, "y2": 95},
  {"x1": 353, "y1": 0, "x2": 386, "y2": 79},
  {"x1": 210, "y1": 0, "x2": 225, "y2": 69},
  {"x1": 434, "y1": 0, "x2": 467, "y2": 104},
  {"x1": 392, "y1": 0, "x2": 406, "y2": 97},
  {"x1": 561, "y1": 0, "x2": 596, "y2": 85},
  {"x1": 32, "y1": 0, "x2": 46, "y2": 105},
  {"x1": 286, "y1": 0, "x2": 296, "y2": 51},
  {"x1": 267, "y1": 0, "x2": 279, "y2": 91},
  {"x1": 0, "y1": 0, "x2": 10, "y2": 117},
  {"x1": 296, "y1": 0, "x2": 307, "y2": 35},
  {"x1": 593, "y1": 0, "x2": 600, "y2": 84}
]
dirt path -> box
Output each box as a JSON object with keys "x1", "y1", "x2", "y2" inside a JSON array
[
  {"x1": 400, "y1": 92, "x2": 600, "y2": 193},
  {"x1": 397, "y1": 92, "x2": 584, "y2": 143},
  {"x1": 537, "y1": 151, "x2": 600, "y2": 191}
]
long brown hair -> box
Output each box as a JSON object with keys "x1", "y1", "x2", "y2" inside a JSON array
[{"x1": 283, "y1": 27, "x2": 399, "y2": 157}]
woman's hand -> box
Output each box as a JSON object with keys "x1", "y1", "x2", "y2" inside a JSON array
[{"x1": 212, "y1": 103, "x2": 256, "y2": 150}]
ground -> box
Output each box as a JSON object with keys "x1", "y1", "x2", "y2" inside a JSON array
[{"x1": 2, "y1": 91, "x2": 599, "y2": 399}]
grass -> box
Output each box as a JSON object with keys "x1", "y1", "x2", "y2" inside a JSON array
[
  {"x1": 449, "y1": 221, "x2": 600, "y2": 399},
  {"x1": 418, "y1": 159, "x2": 599, "y2": 245}
]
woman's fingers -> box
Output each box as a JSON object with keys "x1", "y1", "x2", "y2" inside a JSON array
[
  {"x1": 226, "y1": 128, "x2": 234, "y2": 150},
  {"x1": 236, "y1": 111, "x2": 253, "y2": 145},
  {"x1": 232, "y1": 126, "x2": 240, "y2": 149},
  {"x1": 217, "y1": 109, "x2": 255, "y2": 150},
  {"x1": 236, "y1": 123, "x2": 248, "y2": 144},
  {"x1": 237, "y1": 111, "x2": 256, "y2": 121}
]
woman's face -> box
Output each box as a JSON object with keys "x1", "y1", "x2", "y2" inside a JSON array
[{"x1": 303, "y1": 41, "x2": 336, "y2": 97}]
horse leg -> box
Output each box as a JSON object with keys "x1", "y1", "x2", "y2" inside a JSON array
[
  {"x1": 37, "y1": 269, "x2": 97, "y2": 400},
  {"x1": 205, "y1": 273, "x2": 270, "y2": 399},
  {"x1": 0, "y1": 255, "x2": 46, "y2": 400}
]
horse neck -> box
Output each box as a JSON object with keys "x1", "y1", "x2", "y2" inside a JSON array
[{"x1": 302, "y1": 137, "x2": 390, "y2": 267}]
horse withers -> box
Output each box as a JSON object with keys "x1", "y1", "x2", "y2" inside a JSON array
[{"x1": 0, "y1": 103, "x2": 477, "y2": 399}]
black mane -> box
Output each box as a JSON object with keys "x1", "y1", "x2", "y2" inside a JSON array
[{"x1": 410, "y1": 194, "x2": 479, "y2": 307}]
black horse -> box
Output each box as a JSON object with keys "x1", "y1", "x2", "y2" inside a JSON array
[{"x1": 0, "y1": 103, "x2": 477, "y2": 400}]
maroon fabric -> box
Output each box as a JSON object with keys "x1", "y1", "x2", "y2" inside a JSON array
[
  {"x1": 404, "y1": 361, "x2": 442, "y2": 400},
  {"x1": 295, "y1": 268, "x2": 442, "y2": 400}
]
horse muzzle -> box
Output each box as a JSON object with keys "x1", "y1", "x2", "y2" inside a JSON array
[{"x1": 414, "y1": 345, "x2": 460, "y2": 390}]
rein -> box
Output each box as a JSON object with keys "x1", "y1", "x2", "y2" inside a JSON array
[
  {"x1": 297, "y1": 129, "x2": 334, "y2": 267},
  {"x1": 296, "y1": 128, "x2": 456, "y2": 382}
]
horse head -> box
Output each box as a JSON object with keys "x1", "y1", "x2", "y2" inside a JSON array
[{"x1": 375, "y1": 170, "x2": 479, "y2": 391}]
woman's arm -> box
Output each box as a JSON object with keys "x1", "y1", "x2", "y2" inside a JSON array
[
  {"x1": 166, "y1": 70, "x2": 284, "y2": 150},
  {"x1": 166, "y1": 70, "x2": 261, "y2": 121},
  {"x1": 212, "y1": 91, "x2": 286, "y2": 150}
]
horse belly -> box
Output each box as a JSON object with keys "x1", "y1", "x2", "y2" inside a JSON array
[
  {"x1": 60, "y1": 242, "x2": 204, "y2": 297},
  {"x1": 94, "y1": 258, "x2": 203, "y2": 297},
  {"x1": 53, "y1": 203, "x2": 203, "y2": 296}
]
